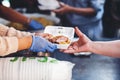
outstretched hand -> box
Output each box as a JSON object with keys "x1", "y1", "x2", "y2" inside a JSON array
[{"x1": 62, "y1": 27, "x2": 92, "y2": 53}]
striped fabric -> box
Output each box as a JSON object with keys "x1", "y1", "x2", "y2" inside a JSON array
[{"x1": 0, "y1": 57, "x2": 74, "y2": 80}]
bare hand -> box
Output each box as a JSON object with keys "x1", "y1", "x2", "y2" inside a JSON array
[{"x1": 62, "y1": 27, "x2": 92, "y2": 53}]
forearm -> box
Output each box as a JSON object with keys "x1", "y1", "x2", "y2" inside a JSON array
[
  {"x1": 69, "y1": 6, "x2": 96, "y2": 16},
  {"x1": 0, "y1": 36, "x2": 32, "y2": 56},
  {"x1": 0, "y1": 37, "x2": 18, "y2": 56},
  {"x1": 0, "y1": 5, "x2": 29, "y2": 25},
  {"x1": 89, "y1": 40, "x2": 120, "y2": 58},
  {"x1": 0, "y1": 24, "x2": 33, "y2": 38},
  {"x1": 18, "y1": 36, "x2": 32, "y2": 51}
]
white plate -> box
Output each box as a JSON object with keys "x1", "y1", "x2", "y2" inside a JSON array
[
  {"x1": 37, "y1": 0, "x2": 60, "y2": 10},
  {"x1": 44, "y1": 26, "x2": 75, "y2": 49}
]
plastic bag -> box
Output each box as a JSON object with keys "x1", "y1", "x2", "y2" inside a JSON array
[{"x1": 0, "y1": 57, "x2": 75, "y2": 80}]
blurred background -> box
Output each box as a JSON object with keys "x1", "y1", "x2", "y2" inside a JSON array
[
  {"x1": 0, "y1": 0, "x2": 120, "y2": 40},
  {"x1": 0, "y1": 1, "x2": 120, "y2": 80}
]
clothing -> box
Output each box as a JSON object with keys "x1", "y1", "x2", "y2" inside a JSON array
[
  {"x1": 60, "y1": 0, "x2": 105, "y2": 40},
  {"x1": 0, "y1": 0, "x2": 2, "y2": 3},
  {"x1": 103, "y1": 0, "x2": 120, "y2": 38},
  {"x1": 0, "y1": 23, "x2": 33, "y2": 56}
]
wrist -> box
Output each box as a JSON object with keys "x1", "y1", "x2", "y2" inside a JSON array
[
  {"x1": 88, "y1": 41, "x2": 96, "y2": 53},
  {"x1": 29, "y1": 20, "x2": 44, "y2": 30},
  {"x1": 85, "y1": 41, "x2": 93, "y2": 52},
  {"x1": 27, "y1": 18, "x2": 32, "y2": 25},
  {"x1": 68, "y1": 6, "x2": 75, "y2": 13},
  {"x1": 18, "y1": 36, "x2": 32, "y2": 51}
]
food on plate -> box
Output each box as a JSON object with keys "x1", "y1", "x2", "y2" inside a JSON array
[
  {"x1": 35, "y1": 33, "x2": 53, "y2": 40},
  {"x1": 43, "y1": 26, "x2": 74, "y2": 49},
  {"x1": 48, "y1": 35, "x2": 70, "y2": 44},
  {"x1": 36, "y1": 33, "x2": 70, "y2": 44}
]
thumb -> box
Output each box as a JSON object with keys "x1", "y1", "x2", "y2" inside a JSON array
[
  {"x1": 75, "y1": 27, "x2": 84, "y2": 38},
  {"x1": 58, "y1": 2, "x2": 65, "y2": 7}
]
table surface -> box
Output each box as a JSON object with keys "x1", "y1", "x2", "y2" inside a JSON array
[{"x1": 52, "y1": 50, "x2": 120, "y2": 80}]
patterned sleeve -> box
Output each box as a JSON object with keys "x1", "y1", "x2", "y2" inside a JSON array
[
  {"x1": 0, "y1": 23, "x2": 34, "y2": 38},
  {"x1": 0, "y1": 37, "x2": 18, "y2": 56}
]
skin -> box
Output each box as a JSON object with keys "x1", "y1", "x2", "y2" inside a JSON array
[
  {"x1": 62, "y1": 27, "x2": 120, "y2": 58},
  {"x1": 18, "y1": 36, "x2": 32, "y2": 51},
  {"x1": 0, "y1": 5, "x2": 30, "y2": 25},
  {"x1": 52, "y1": 2, "x2": 96, "y2": 16}
]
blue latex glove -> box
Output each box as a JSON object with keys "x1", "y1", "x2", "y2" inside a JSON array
[
  {"x1": 29, "y1": 20, "x2": 45, "y2": 30},
  {"x1": 29, "y1": 36, "x2": 57, "y2": 53}
]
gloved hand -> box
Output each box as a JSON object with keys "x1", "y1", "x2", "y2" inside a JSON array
[
  {"x1": 29, "y1": 36, "x2": 57, "y2": 53},
  {"x1": 29, "y1": 20, "x2": 45, "y2": 30}
]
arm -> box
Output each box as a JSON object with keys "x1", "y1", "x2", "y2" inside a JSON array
[
  {"x1": 0, "y1": 35, "x2": 57, "y2": 56},
  {"x1": 53, "y1": 0, "x2": 105, "y2": 16},
  {"x1": 0, "y1": 23, "x2": 33, "y2": 38},
  {"x1": 63, "y1": 27, "x2": 120, "y2": 58},
  {"x1": 52, "y1": 3, "x2": 96, "y2": 16},
  {"x1": 68, "y1": 7, "x2": 96, "y2": 16},
  {"x1": 0, "y1": 36, "x2": 32, "y2": 56},
  {"x1": 0, "y1": 23, "x2": 50, "y2": 38},
  {"x1": 0, "y1": 5, "x2": 44, "y2": 30},
  {"x1": 18, "y1": 36, "x2": 32, "y2": 51},
  {"x1": 0, "y1": 5, "x2": 29, "y2": 25},
  {"x1": 89, "y1": 41, "x2": 120, "y2": 58}
]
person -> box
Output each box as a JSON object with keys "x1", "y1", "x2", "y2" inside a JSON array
[
  {"x1": 103, "y1": 0, "x2": 120, "y2": 38},
  {"x1": 53, "y1": 0, "x2": 105, "y2": 40},
  {"x1": 0, "y1": 23, "x2": 57, "y2": 56},
  {"x1": 62, "y1": 27, "x2": 120, "y2": 58},
  {"x1": 0, "y1": 1, "x2": 44, "y2": 30},
  {"x1": 10, "y1": 0, "x2": 50, "y2": 14}
]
